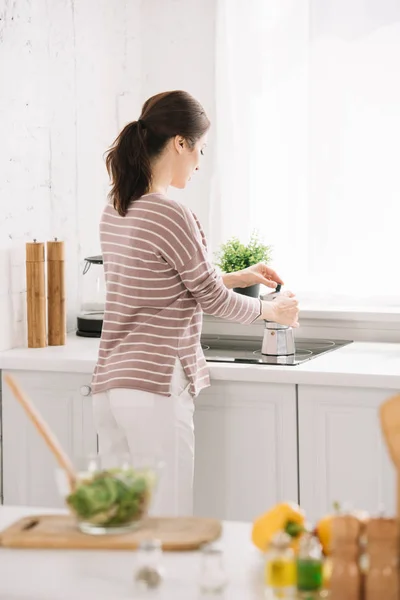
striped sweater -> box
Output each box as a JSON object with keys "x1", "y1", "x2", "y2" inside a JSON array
[{"x1": 91, "y1": 193, "x2": 262, "y2": 397}]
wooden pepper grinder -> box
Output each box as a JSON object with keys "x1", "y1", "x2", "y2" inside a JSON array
[
  {"x1": 47, "y1": 239, "x2": 66, "y2": 346},
  {"x1": 329, "y1": 515, "x2": 362, "y2": 600},
  {"x1": 380, "y1": 394, "x2": 400, "y2": 521},
  {"x1": 365, "y1": 518, "x2": 399, "y2": 600},
  {"x1": 26, "y1": 240, "x2": 46, "y2": 348}
]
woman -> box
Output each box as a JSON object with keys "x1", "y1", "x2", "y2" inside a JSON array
[{"x1": 91, "y1": 90, "x2": 299, "y2": 516}]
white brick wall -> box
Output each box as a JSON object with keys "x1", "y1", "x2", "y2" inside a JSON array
[{"x1": 0, "y1": 0, "x2": 216, "y2": 350}]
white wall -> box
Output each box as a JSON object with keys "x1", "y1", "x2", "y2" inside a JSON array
[
  {"x1": 140, "y1": 0, "x2": 216, "y2": 229},
  {"x1": 0, "y1": 0, "x2": 216, "y2": 349}
]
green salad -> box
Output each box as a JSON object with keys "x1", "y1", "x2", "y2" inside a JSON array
[{"x1": 66, "y1": 467, "x2": 155, "y2": 527}]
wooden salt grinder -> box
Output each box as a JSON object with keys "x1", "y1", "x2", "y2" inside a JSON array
[
  {"x1": 329, "y1": 515, "x2": 362, "y2": 600},
  {"x1": 26, "y1": 241, "x2": 46, "y2": 348},
  {"x1": 364, "y1": 518, "x2": 399, "y2": 600},
  {"x1": 47, "y1": 239, "x2": 66, "y2": 346}
]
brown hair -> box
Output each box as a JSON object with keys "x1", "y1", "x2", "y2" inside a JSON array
[{"x1": 105, "y1": 91, "x2": 210, "y2": 216}]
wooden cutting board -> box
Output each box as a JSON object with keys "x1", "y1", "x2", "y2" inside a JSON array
[{"x1": 0, "y1": 514, "x2": 222, "y2": 551}]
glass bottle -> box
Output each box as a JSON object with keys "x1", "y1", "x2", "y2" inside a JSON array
[
  {"x1": 296, "y1": 532, "x2": 323, "y2": 594},
  {"x1": 199, "y1": 543, "x2": 228, "y2": 595},
  {"x1": 134, "y1": 539, "x2": 164, "y2": 593},
  {"x1": 264, "y1": 531, "x2": 296, "y2": 599}
]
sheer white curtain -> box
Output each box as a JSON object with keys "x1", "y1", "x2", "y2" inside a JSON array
[{"x1": 210, "y1": 0, "x2": 400, "y2": 304}]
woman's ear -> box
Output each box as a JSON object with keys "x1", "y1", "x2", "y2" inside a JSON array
[{"x1": 174, "y1": 135, "x2": 185, "y2": 154}]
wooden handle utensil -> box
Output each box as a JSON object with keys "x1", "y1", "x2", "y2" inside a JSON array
[{"x1": 4, "y1": 374, "x2": 77, "y2": 491}]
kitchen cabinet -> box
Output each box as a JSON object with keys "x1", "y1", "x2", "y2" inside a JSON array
[
  {"x1": 2, "y1": 370, "x2": 97, "y2": 507},
  {"x1": 2, "y1": 366, "x2": 396, "y2": 521},
  {"x1": 1, "y1": 370, "x2": 298, "y2": 516},
  {"x1": 298, "y1": 385, "x2": 396, "y2": 523},
  {"x1": 193, "y1": 380, "x2": 298, "y2": 522}
]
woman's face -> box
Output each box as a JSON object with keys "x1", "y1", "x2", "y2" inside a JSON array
[{"x1": 171, "y1": 134, "x2": 208, "y2": 189}]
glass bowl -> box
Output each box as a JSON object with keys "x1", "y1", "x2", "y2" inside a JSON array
[{"x1": 56, "y1": 453, "x2": 163, "y2": 535}]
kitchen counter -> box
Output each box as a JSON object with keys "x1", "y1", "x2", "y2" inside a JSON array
[
  {"x1": 0, "y1": 334, "x2": 399, "y2": 389},
  {"x1": 0, "y1": 506, "x2": 263, "y2": 599}
]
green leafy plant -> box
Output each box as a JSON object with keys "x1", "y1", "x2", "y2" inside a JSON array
[{"x1": 215, "y1": 230, "x2": 272, "y2": 273}]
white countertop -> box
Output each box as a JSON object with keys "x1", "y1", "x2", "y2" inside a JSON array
[
  {"x1": 0, "y1": 506, "x2": 263, "y2": 599},
  {"x1": 0, "y1": 334, "x2": 399, "y2": 389}
]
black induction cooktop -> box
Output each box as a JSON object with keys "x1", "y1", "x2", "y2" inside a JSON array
[{"x1": 201, "y1": 336, "x2": 352, "y2": 366}]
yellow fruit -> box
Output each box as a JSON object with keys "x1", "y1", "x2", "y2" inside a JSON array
[
  {"x1": 251, "y1": 502, "x2": 306, "y2": 552},
  {"x1": 315, "y1": 514, "x2": 333, "y2": 556}
]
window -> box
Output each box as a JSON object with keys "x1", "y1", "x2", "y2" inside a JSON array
[{"x1": 211, "y1": 0, "x2": 400, "y2": 306}]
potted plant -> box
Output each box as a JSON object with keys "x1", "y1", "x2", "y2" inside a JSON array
[{"x1": 215, "y1": 231, "x2": 272, "y2": 298}]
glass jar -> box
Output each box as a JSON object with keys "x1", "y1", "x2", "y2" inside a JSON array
[
  {"x1": 199, "y1": 543, "x2": 228, "y2": 595},
  {"x1": 264, "y1": 531, "x2": 296, "y2": 598},
  {"x1": 56, "y1": 453, "x2": 162, "y2": 535},
  {"x1": 134, "y1": 539, "x2": 164, "y2": 593},
  {"x1": 296, "y1": 533, "x2": 323, "y2": 594}
]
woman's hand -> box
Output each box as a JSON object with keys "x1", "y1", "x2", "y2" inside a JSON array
[
  {"x1": 222, "y1": 263, "x2": 284, "y2": 290},
  {"x1": 260, "y1": 291, "x2": 299, "y2": 327}
]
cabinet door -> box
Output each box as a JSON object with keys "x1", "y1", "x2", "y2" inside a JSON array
[
  {"x1": 193, "y1": 380, "x2": 298, "y2": 522},
  {"x1": 298, "y1": 385, "x2": 396, "y2": 523},
  {"x1": 2, "y1": 370, "x2": 97, "y2": 507}
]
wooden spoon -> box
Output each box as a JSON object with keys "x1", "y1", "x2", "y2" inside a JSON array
[
  {"x1": 5, "y1": 374, "x2": 77, "y2": 491},
  {"x1": 380, "y1": 393, "x2": 400, "y2": 519}
]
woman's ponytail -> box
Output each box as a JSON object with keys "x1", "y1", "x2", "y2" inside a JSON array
[
  {"x1": 105, "y1": 91, "x2": 210, "y2": 217},
  {"x1": 105, "y1": 121, "x2": 152, "y2": 217}
]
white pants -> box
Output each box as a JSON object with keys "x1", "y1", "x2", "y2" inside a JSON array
[{"x1": 92, "y1": 360, "x2": 195, "y2": 517}]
